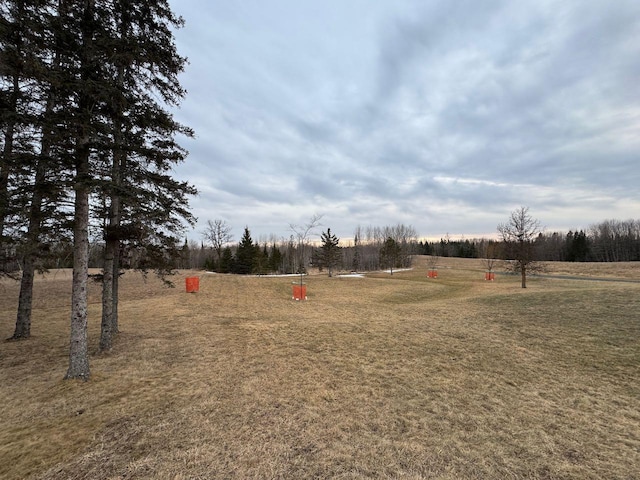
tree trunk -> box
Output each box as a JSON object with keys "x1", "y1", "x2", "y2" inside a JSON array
[
  {"x1": 13, "y1": 255, "x2": 35, "y2": 339},
  {"x1": 0, "y1": 73, "x2": 18, "y2": 262},
  {"x1": 65, "y1": 169, "x2": 90, "y2": 379},
  {"x1": 14, "y1": 157, "x2": 48, "y2": 337},
  {"x1": 0, "y1": 122, "x2": 13, "y2": 242},
  {"x1": 521, "y1": 263, "x2": 527, "y2": 288},
  {"x1": 13, "y1": 77, "x2": 57, "y2": 340},
  {"x1": 65, "y1": 0, "x2": 94, "y2": 380},
  {"x1": 100, "y1": 193, "x2": 120, "y2": 350},
  {"x1": 112, "y1": 248, "x2": 119, "y2": 333},
  {"x1": 100, "y1": 54, "x2": 126, "y2": 349},
  {"x1": 99, "y1": 237, "x2": 114, "y2": 351},
  {"x1": 99, "y1": 232, "x2": 121, "y2": 346}
]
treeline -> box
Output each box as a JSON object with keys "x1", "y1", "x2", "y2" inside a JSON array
[
  {"x1": 12, "y1": 218, "x2": 638, "y2": 283},
  {"x1": 179, "y1": 218, "x2": 640, "y2": 275},
  {"x1": 418, "y1": 219, "x2": 640, "y2": 262},
  {"x1": 1, "y1": 1, "x2": 194, "y2": 379},
  {"x1": 179, "y1": 223, "x2": 420, "y2": 275}
]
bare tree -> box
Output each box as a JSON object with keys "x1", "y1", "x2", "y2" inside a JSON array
[
  {"x1": 385, "y1": 223, "x2": 418, "y2": 268},
  {"x1": 202, "y1": 219, "x2": 233, "y2": 271},
  {"x1": 589, "y1": 218, "x2": 640, "y2": 262},
  {"x1": 289, "y1": 213, "x2": 322, "y2": 288},
  {"x1": 356, "y1": 223, "x2": 417, "y2": 271},
  {"x1": 426, "y1": 254, "x2": 439, "y2": 270},
  {"x1": 480, "y1": 240, "x2": 500, "y2": 273},
  {"x1": 497, "y1": 206, "x2": 543, "y2": 288}
]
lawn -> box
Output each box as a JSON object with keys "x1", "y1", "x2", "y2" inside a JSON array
[{"x1": 1, "y1": 257, "x2": 639, "y2": 479}]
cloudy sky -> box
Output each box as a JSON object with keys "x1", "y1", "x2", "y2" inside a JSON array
[{"x1": 167, "y1": 0, "x2": 640, "y2": 243}]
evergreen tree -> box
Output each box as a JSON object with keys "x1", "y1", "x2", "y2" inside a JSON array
[
  {"x1": 2, "y1": 0, "x2": 71, "y2": 337},
  {"x1": 379, "y1": 237, "x2": 401, "y2": 275},
  {"x1": 567, "y1": 230, "x2": 589, "y2": 262},
  {"x1": 269, "y1": 242, "x2": 282, "y2": 273},
  {"x1": 66, "y1": 0, "x2": 106, "y2": 380},
  {"x1": 0, "y1": 0, "x2": 49, "y2": 278},
  {"x1": 220, "y1": 246, "x2": 233, "y2": 273},
  {"x1": 319, "y1": 228, "x2": 341, "y2": 277},
  {"x1": 98, "y1": 0, "x2": 195, "y2": 351},
  {"x1": 1, "y1": 0, "x2": 196, "y2": 373},
  {"x1": 252, "y1": 243, "x2": 268, "y2": 274},
  {"x1": 234, "y1": 227, "x2": 255, "y2": 274},
  {"x1": 352, "y1": 231, "x2": 361, "y2": 272}
]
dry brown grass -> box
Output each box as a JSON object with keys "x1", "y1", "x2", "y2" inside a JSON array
[{"x1": 1, "y1": 258, "x2": 639, "y2": 479}]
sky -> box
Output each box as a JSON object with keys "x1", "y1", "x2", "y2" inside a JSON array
[{"x1": 167, "y1": 0, "x2": 640, "y2": 244}]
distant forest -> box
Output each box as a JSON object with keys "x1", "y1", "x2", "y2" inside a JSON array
[
  {"x1": 19, "y1": 217, "x2": 635, "y2": 276},
  {"x1": 420, "y1": 218, "x2": 640, "y2": 263},
  {"x1": 3, "y1": 218, "x2": 637, "y2": 276}
]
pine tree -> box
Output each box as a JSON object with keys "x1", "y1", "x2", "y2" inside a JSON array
[
  {"x1": 0, "y1": 0, "x2": 45, "y2": 279},
  {"x1": 234, "y1": 227, "x2": 255, "y2": 274},
  {"x1": 65, "y1": 0, "x2": 104, "y2": 380},
  {"x1": 11, "y1": 0, "x2": 73, "y2": 340},
  {"x1": 2, "y1": 0, "x2": 196, "y2": 370},
  {"x1": 220, "y1": 246, "x2": 233, "y2": 273},
  {"x1": 254, "y1": 244, "x2": 268, "y2": 274},
  {"x1": 269, "y1": 243, "x2": 282, "y2": 273},
  {"x1": 352, "y1": 231, "x2": 361, "y2": 272},
  {"x1": 319, "y1": 228, "x2": 341, "y2": 277},
  {"x1": 379, "y1": 237, "x2": 400, "y2": 275},
  {"x1": 98, "y1": 0, "x2": 195, "y2": 351},
  {"x1": 567, "y1": 230, "x2": 589, "y2": 262}
]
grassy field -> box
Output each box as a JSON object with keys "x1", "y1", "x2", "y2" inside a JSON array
[{"x1": 1, "y1": 257, "x2": 639, "y2": 479}]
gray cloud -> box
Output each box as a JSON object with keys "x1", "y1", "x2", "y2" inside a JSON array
[{"x1": 169, "y1": 0, "x2": 640, "y2": 241}]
